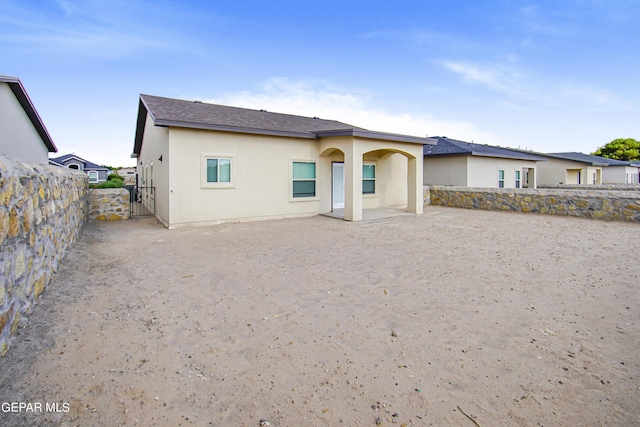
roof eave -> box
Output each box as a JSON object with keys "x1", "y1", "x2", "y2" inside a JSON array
[
  {"x1": 154, "y1": 119, "x2": 317, "y2": 139},
  {"x1": 1, "y1": 76, "x2": 57, "y2": 153},
  {"x1": 316, "y1": 128, "x2": 435, "y2": 144},
  {"x1": 470, "y1": 151, "x2": 547, "y2": 161}
]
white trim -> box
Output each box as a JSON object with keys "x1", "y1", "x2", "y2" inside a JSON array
[
  {"x1": 289, "y1": 157, "x2": 319, "y2": 202},
  {"x1": 67, "y1": 162, "x2": 82, "y2": 171},
  {"x1": 200, "y1": 153, "x2": 235, "y2": 189},
  {"x1": 87, "y1": 171, "x2": 98, "y2": 183},
  {"x1": 362, "y1": 162, "x2": 377, "y2": 196}
]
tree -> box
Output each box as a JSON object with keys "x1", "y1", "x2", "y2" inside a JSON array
[{"x1": 592, "y1": 138, "x2": 640, "y2": 161}]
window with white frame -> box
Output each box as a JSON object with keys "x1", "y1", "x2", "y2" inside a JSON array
[
  {"x1": 515, "y1": 170, "x2": 520, "y2": 188},
  {"x1": 206, "y1": 158, "x2": 231, "y2": 183},
  {"x1": 592, "y1": 172, "x2": 596, "y2": 184},
  {"x1": 88, "y1": 171, "x2": 98, "y2": 183},
  {"x1": 292, "y1": 161, "x2": 316, "y2": 198},
  {"x1": 201, "y1": 154, "x2": 234, "y2": 188},
  {"x1": 498, "y1": 170, "x2": 505, "y2": 188},
  {"x1": 363, "y1": 164, "x2": 376, "y2": 194}
]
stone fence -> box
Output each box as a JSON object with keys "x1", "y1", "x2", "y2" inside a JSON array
[
  {"x1": 538, "y1": 184, "x2": 640, "y2": 191},
  {"x1": 88, "y1": 188, "x2": 130, "y2": 221},
  {"x1": 0, "y1": 156, "x2": 89, "y2": 356},
  {"x1": 423, "y1": 185, "x2": 640, "y2": 222}
]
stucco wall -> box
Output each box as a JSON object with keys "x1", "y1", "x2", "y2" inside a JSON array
[
  {"x1": 537, "y1": 158, "x2": 602, "y2": 185},
  {"x1": 138, "y1": 125, "x2": 423, "y2": 227},
  {"x1": 88, "y1": 189, "x2": 130, "y2": 220},
  {"x1": 0, "y1": 83, "x2": 49, "y2": 164},
  {"x1": 423, "y1": 185, "x2": 640, "y2": 222},
  {"x1": 0, "y1": 155, "x2": 88, "y2": 356},
  {"x1": 423, "y1": 156, "x2": 467, "y2": 186}
]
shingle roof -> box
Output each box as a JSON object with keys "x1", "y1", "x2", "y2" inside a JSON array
[
  {"x1": 544, "y1": 152, "x2": 611, "y2": 166},
  {"x1": 423, "y1": 136, "x2": 545, "y2": 161},
  {"x1": 556, "y1": 154, "x2": 639, "y2": 167},
  {"x1": 133, "y1": 94, "x2": 434, "y2": 156},
  {"x1": 0, "y1": 75, "x2": 57, "y2": 153},
  {"x1": 49, "y1": 154, "x2": 109, "y2": 170}
]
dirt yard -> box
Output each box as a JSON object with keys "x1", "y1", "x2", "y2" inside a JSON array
[{"x1": 1, "y1": 206, "x2": 638, "y2": 426}]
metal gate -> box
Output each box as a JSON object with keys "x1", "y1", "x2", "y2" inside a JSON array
[{"x1": 125, "y1": 185, "x2": 156, "y2": 217}]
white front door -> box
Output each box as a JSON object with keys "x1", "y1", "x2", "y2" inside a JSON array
[{"x1": 332, "y1": 162, "x2": 345, "y2": 209}]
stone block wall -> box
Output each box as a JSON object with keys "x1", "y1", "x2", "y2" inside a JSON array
[
  {"x1": 0, "y1": 155, "x2": 88, "y2": 356},
  {"x1": 88, "y1": 188, "x2": 130, "y2": 220},
  {"x1": 538, "y1": 184, "x2": 640, "y2": 191},
  {"x1": 423, "y1": 186, "x2": 640, "y2": 222}
]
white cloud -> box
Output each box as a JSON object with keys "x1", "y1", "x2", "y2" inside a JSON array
[{"x1": 203, "y1": 77, "x2": 498, "y2": 143}]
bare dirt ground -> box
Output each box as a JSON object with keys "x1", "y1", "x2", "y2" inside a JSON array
[{"x1": 1, "y1": 206, "x2": 638, "y2": 427}]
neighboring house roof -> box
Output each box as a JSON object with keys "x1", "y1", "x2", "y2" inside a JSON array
[
  {"x1": 423, "y1": 136, "x2": 545, "y2": 161},
  {"x1": 0, "y1": 75, "x2": 57, "y2": 153},
  {"x1": 582, "y1": 156, "x2": 640, "y2": 167},
  {"x1": 133, "y1": 94, "x2": 435, "y2": 156},
  {"x1": 49, "y1": 154, "x2": 109, "y2": 170},
  {"x1": 543, "y1": 152, "x2": 611, "y2": 166}
]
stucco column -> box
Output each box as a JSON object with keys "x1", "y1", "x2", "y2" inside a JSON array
[
  {"x1": 344, "y1": 144, "x2": 363, "y2": 221},
  {"x1": 407, "y1": 156, "x2": 423, "y2": 214}
]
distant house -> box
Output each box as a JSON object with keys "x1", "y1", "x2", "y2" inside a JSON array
[
  {"x1": 536, "y1": 152, "x2": 608, "y2": 185},
  {"x1": 596, "y1": 157, "x2": 640, "y2": 184},
  {"x1": 132, "y1": 94, "x2": 432, "y2": 228},
  {"x1": 0, "y1": 75, "x2": 57, "y2": 163},
  {"x1": 114, "y1": 167, "x2": 137, "y2": 185},
  {"x1": 423, "y1": 136, "x2": 544, "y2": 188},
  {"x1": 49, "y1": 154, "x2": 110, "y2": 183}
]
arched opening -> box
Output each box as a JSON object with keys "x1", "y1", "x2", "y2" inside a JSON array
[
  {"x1": 67, "y1": 164, "x2": 79, "y2": 170},
  {"x1": 319, "y1": 143, "x2": 422, "y2": 221}
]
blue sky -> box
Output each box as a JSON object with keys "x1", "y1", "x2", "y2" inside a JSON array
[{"x1": 2, "y1": 0, "x2": 639, "y2": 167}]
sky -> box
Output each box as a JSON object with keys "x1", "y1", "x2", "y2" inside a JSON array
[{"x1": 1, "y1": 0, "x2": 639, "y2": 167}]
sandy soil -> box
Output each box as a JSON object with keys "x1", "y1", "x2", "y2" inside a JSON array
[{"x1": 0, "y1": 206, "x2": 638, "y2": 427}]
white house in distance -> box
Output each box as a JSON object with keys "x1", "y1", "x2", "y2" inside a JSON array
[
  {"x1": 0, "y1": 75, "x2": 57, "y2": 163},
  {"x1": 423, "y1": 136, "x2": 544, "y2": 188},
  {"x1": 536, "y1": 152, "x2": 608, "y2": 185},
  {"x1": 132, "y1": 94, "x2": 432, "y2": 228}
]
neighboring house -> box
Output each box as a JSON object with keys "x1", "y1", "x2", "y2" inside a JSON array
[
  {"x1": 536, "y1": 152, "x2": 607, "y2": 185},
  {"x1": 115, "y1": 167, "x2": 137, "y2": 185},
  {"x1": 595, "y1": 157, "x2": 640, "y2": 184},
  {"x1": 132, "y1": 94, "x2": 432, "y2": 228},
  {"x1": 49, "y1": 154, "x2": 110, "y2": 183},
  {"x1": 0, "y1": 75, "x2": 57, "y2": 163},
  {"x1": 423, "y1": 136, "x2": 544, "y2": 188}
]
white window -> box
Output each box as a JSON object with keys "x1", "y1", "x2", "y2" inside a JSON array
[
  {"x1": 87, "y1": 171, "x2": 98, "y2": 183},
  {"x1": 201, "y1": 154, "x2": 235, "y2": 188},
  {"x1": 363, "y1": 164, "x2": 376, "y2": 194},
  {"x1": 515, "y1": 170, "x2": 520, "y2": 188},
  {"x1": 498, "y1": 170, "x2": 505, "y2": 188},
  {"x1": 292, "y1": 161, "x2": 316, "y2": 198}
]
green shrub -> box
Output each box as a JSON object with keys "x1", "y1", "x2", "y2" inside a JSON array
[
  {"x1": 107, "y1": 173, "x2": 125, "y2": 182},
  {"x1": 90, "y1": 180, "x2": 123, "y2": 189}
]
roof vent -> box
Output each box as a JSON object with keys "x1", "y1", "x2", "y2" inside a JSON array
[
  {"x1": 260, "y1": 109, "x2": 267, "y2": 112},
  {"x1": 193, "y1": 100, "x2": 201, "y2": 103},
  {"x1": 313, "y1": 117, "x2": 319, "y2": 119},
  {"x1": 442, "y1": 136, "x2": 447, "y2": 139}
]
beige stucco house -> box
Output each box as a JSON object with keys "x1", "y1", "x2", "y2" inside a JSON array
[
  {"x1": 423, "y1": 137, "x2": 544, "y2": 188},
  {"x1": 536, "y1": 152, "x2": 606, "y2": 185},
  {"x1": 597, "y1": 158, "x2": 640, "y2": 184},
  {"x1": 115, "y1": 167, "x2": 137, "y2": 185},
  {"x1": 0, "y1": 75, "x2": 57, "y2": 163},
  {"x1": 132, "y1": 95, "x2": 432, "y2": 228}
]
